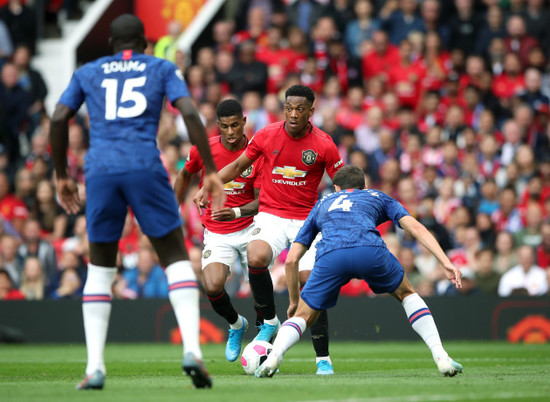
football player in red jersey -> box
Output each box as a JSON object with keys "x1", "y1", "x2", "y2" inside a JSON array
[
  {"x1": 196, "y1": 85, "x2": 344, "y2": 375},
  {"x1": 174, "y1": 99, "x2": 262, "y2": 363}
]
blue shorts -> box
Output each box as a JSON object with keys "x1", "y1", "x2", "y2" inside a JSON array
[
  {"x1": 300, "y1": 246, "x2": 405, "y2": 311},
  {"x1": 86, "y1": 170, "x2": 182, "y2": 242}
]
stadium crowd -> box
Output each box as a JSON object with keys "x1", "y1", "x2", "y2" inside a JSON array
[{"x1": 0, "y1": 0, "x2": 550, "y2": 302}]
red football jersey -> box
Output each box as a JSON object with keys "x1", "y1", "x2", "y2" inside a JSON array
[
  {"x1": 245, "y1": 121, "x2": 343, "y2": 220},
  {"x1": 185, "y1": 136, "x2": 263, "y2": 234}
]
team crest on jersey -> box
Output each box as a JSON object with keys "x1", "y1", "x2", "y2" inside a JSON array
[
  {"x1": 203, "y1": 250, "x2": 211, "y2": 259},
  {"x1": 302, "y1": 150, "x2": 317, "y2": 166},
  {"x1": 252, "y1": 228, "x2": 261, "y2": 235},
  {"x1": 241, "y1": 166, "x2": 253, "y2": 178}
]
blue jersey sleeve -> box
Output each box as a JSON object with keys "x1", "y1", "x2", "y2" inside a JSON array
[
  {"x1": 382, "y1": 193, "x2": 410, "y2": 228},
  {"x1": 58, "y1": 70, "x2": 85, "y2": 111},
  {"x1": 294, "y1": 201, "x2": 320, "y2": 247},
  {"x1": 162, "y1": 61, "x2": 190, "y2": 103}
]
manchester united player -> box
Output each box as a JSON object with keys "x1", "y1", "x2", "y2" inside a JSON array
[
  {"x1": 196, "y1": 85, "x2": 343, "y2": 375},
  {"x1": 174, "y1": 99, "x2": 262, "y2": 362}
]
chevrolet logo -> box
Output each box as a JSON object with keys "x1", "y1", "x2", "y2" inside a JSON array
[
  {"x1": 224, "y1": 181, "x2": 246, "y2": 190},
  {"x1": 272, "y1": 166, "x2": 307, "y2": 179}
]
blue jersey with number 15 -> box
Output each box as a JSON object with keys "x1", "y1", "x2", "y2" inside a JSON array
[
  {"x1": 58, "y1": 51, "x2": 189, "y2": 178},
  {"x1": 295, "y1": 188, "x2": 410, "y2": 260}
]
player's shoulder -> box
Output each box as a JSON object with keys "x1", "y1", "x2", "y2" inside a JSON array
[
  {"x1": 311, "y1": 125, "x2": 337, "y2": 146},
  {"x1": 259, "y1": 121, "x2": 285, "y2": 136}
]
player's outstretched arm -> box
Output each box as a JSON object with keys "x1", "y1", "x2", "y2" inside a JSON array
[
  {"x1": 285, "y1": 242, "x2": 308, "y2": 317},
  {"x1": 173, "y1": 97, "x2": 225, "y2": 210},
  {"x1": 173, "y1": 167, "x2": 193, "y2": 205},
  {"x1": 398, "y1": 215, "x2": 462, "y2": 289},
  {"x1": 50, "y1": 104, "x2": 80, "y2": 214}
]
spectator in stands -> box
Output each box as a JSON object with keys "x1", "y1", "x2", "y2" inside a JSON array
[
  {"x1": 66, "y1": 122, "x2": 87, "y2": 183},
  {"x1": 14, "y1": 167, "x2": 35, "y2": 211},
  {"x1": 0, "y1": 171, "x2": 28, "y2": 235},
  {"x1": 255, "y1": 24, "x2": 295, "y2": 94},
  {"x1": 212, "y1": 20, "x2": 235, "y2": 53},
  {"x1": 337, "y1": 86, "x2": 366, "y2": 131},
  {"x1": 49, "y1": 266, "x2": 82, "y2": 300},
  {"x1": 387, "y1": 39, "x2": 425, "y2": 108},
  {"x1": 355, "y1": 106, "x2": 385, "y2": 154},
  {"x1": 286, "y1": 0, "x2": 325, "y2": 37},
  {"x1": 0, "y1": 18, "x2": 12, "y2": 63},
  {"x1": 1, "y1": 233, "x2": 21, "y2": 286},
  {"x1": 344, "y1": 0, "x2": 380, "y2": 58},
  {"x1": 448, "y1": 0, "x2": 483, "y2": 56},
  {"x1": 474, "y1": 5, "x2": 506, "y2": 58},
  {"x1": 325, "y1": 36, "x2": 363, "y2": 94},
  {"x1": 493, "y1": 231, "x2": 518, "y2": 274},
  {"x1": 0, "y1": 267, "x2": 24, "y2": 300},
  {"x1": 17, "y1": 218, "x2": 56, "y2": 280},
  {"x1": 500, "y1": 120, "x2": 523, "y2": 166},
  {"x1": 12, "y1": 45, "x2": 47, "y2": 132},
  {"x1": 504, "y1": 15, "x2": 539, "y2": 69},
  {"x1": 492, "y1": 53, "x2": 526, "y2": 102},
  {"x1": 520, "y1": 0, "x2": 550, "y2": 49},
  {"x1": 26, "y1": 129, "x2": 53, "y2": 175},
  {"x1": 498, "y1": 245, "x2": 548, "y2": 296},
  {"x1": 361, "y1": 30, "x2": 400, "y2": 81},
  {"x1": 116, "y1": 248, "x2": 169, "y2": 299},
  {"x1": 474, "y1": 248, "x2": 501, "y2": 295},
  {"x1": 420, "y1": 0, "x2": 449, "y2": 49},
  {"x1": 518, "y1": 68, "x2": 549, "y2": 115},
  {"x1": 515, "y1": 203, "x2": 543, "y2": 248},
  {"x1": 492, "y1": 185, "x2": 523, "y2": 233},
  {"x1": 226, "y1": 41, "x2": 268, "y2": 97},
  {"x1": 0, "y1": 62, "x2": 32, "y2": 164},
  {"x1": 19, "y1": 256, "x2": 45, "y2": 300},
  {"x1": 154, "y1": 20, "x2": 182, "y2": 63},
  {"x1": 380, "y1": 0, "x2": 423, "y2": 45},
  {"x1": 0, "y1": 0, "x2": 36, "y2": 54},
  {"x1": 30, "y1": 179, "x2": 67, "y2": 240},
  {"x1": 537, "y1": 219, "x2": 550, "y2": 269}
]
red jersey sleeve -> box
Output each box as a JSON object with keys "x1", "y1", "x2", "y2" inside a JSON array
[
  {"x1": 253, "y1": 156, "x2": 264, "y2": 189},
  {"x1": 323, "y1": 140, "x2": 344, "y2": 179},
  {"x1": 245, "y1": 128, "x2": 266, "y2": 162},
  {"x1": 184, "y1": 145, "x2": 203, "y2": 174}
]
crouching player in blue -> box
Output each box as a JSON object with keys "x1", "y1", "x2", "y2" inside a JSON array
[{"x1": 256, "y1": 165, "x2": 463, "y2": 378}]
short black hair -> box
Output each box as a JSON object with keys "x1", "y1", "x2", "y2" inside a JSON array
[
  {"x1": 285, "y1": 84, "x2": 315, "y2": 105},
  {"x1": 332, "y1": 165, "x2": 366, "y2": 190},
  {"x1": 216, "y1": 99, "x2": 243, "y2": 119},
  {"x1": 110, "y1": 14, "x2": 145, "y2": 43}
]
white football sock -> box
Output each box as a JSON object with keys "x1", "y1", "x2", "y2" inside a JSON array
[
  {"x1": 272, "y1": 317, "x2": 307, "y2": 355},
  {"x1": 82, "y1": 264, "x2": 117, "y2": 375},
  {"x1": 402, "y1": 293, "x2": 448, "y2": 363},
  {"x1": 166, "y1": 261, "x2": 202, "y2": 359}
]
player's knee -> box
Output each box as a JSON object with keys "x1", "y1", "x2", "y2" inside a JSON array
[
  {"x1": 202, "y1": 274, "x2": 225, "y2": 295},
  {"x1": 247, "y1": 245, "x2": 271, "y2": 267}
]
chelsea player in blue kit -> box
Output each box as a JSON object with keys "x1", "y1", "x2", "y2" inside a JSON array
[
  {"x1": 256, "y1": 165, "x2": 463, "y2": 378},
  {"x1": 50, "y1": 15, "x2": 224, "y2": 390}
]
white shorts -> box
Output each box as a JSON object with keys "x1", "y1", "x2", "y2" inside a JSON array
[
  {"x1": 251, "y1": 212, "x2": 320, "y2": 271},
  {"x1": 201, "y1": 225, "x2": 254, "y2": 271}
]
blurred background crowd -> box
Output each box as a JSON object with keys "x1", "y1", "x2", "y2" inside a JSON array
[{"x1": 0, "y1": 0, "x2": 549, "y2": 302}]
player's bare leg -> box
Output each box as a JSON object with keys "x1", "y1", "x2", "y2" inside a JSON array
[
  {"x1": 150, "y1": 228, "x2": 212, "y2": 388},
  {"x1": 203, "y1": 262, "x2": 248, "y2": 362},
  {"x1": 77, "y1": 241, "x2": 118, "y2": 390},
  {"x1": 247, "y1": 240, "x2": 280, "y2": 341},
  {"x1": 391, "y1": 275, "x2": 462, "y2": 377},
  {"x1": 256, "y1": 298, "x2": 320, "y2": 378},
  {"x1": 300, "y1": 270, "x2": 333, "y2": 375}
]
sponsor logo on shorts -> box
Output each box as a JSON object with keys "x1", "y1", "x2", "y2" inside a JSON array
[
  {"x1": 252, "y1": 228, "x2": 261, "y2": 235},
  {"x1": 302, "y1": 149, "x2": 317, "y2": 166},
  {"x1": 203, "y1": 250, "x2": 211, "y2": 259},
  {"x1": 241, "y1": 166, "x2": 253, "y2": 178}
]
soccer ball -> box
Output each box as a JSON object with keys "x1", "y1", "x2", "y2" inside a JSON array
[{"x1": 240, "y1": 340, "x2": 273, "y2": 375}]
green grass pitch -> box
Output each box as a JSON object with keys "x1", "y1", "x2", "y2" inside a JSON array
[{"x1": 1, "y1": 341, "x2": 549, "y2": 402}]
